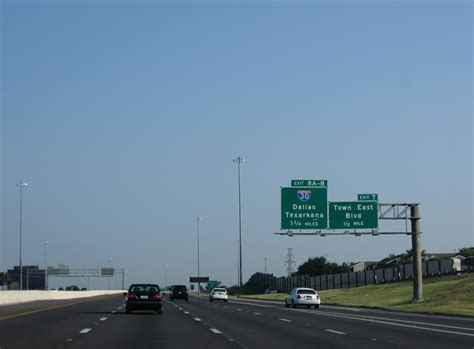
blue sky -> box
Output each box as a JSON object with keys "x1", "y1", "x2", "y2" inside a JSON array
[{"x1": 1, "y1": 1, "x2": 472, "y2": 289}]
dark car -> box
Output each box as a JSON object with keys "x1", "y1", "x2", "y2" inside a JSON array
[
  {"x1": 124, "y1": 284, "x2": 163, "y2": 314},
  {"x1": 170, "y1": 285, "x2": 188, "y2": 301}
]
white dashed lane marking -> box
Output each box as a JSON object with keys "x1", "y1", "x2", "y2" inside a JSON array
[
  {"x1": 325, "y1": 329, "x2": 346, "y2": 335},
  {"x1": 279, "y1": 318, "x2": 292, "y2": 323},
  {"x1": 236, "y1": 309, "x2": 242, "y2": 312},
  {"x1": 194, "y1": 318, "x2": 202, "y2": 322},
  {"x1": 79, "y1": 328, "x2": 92, "y2": 334},
  {"x1": 99, "y1": 317, "x2": 108, "y2": 321},
  {"x1": 111, "y1": 311, "x2": 117, "y2": 314},
  {"x1": 184, "y1": 311, "x2": 190, "y2": 314},
  {"x1": 253, "y1": 312, "x2": 261, "y2": 316},
  {"x1": 210, "y1": 328, "x2": 223, "y2": 334}
]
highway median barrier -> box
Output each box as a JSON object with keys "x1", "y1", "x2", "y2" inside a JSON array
[{"x1": 0, "y1": 290, "x2": 125, "y2": 307}]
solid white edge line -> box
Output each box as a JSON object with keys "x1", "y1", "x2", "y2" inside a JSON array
[
  {"x1": 325, "y1": 329, "x2": 346, "y2": 335},
  {"x1": 315, "y1": 310, "x2": 474, "y2": 332},
  {"x1": 79, "y1": 328, "x2": 92, "y2": 334},
  {"x1": 210, "y1": 328, "x2": 222, "y2": 334},
  {"x1": 316, "y1": 311, "x2": 474, "y2": 338}
]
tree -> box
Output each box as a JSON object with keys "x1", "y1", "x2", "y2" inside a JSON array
[
  {"x1": 297, "y1": 257, "x2": 328, "y2": 276},
  {"x1": 297, "y1": 257, "x2": 352, "y2": 276},
  {"x1": 459, "y1": 247, "x2": 474, "y2": 257},
  {"x1": 400, "y1": 249, "x2": 426, "y2": 263}
]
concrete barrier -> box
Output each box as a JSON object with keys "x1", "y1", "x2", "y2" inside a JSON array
[{"x1": 0, "y1": 290, "x2": 125, "y2": 306}]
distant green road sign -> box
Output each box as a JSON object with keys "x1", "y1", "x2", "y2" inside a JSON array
[
  {"x1": 207, "y1": 280, "x2": 221, "y2": 290},
  {"x1": 358, "y1": 194, "x2": 378, "y2": 201},
  {"x1": 329, "y1": 201, "x2": 378, "y2": 229},
  {"x1": 281, "y1": 187, "x2": 328, "y2": 230},
  {"x1": 101, "y1": 267, "x2": 114, "y2": 276},
  {"x1": 291, "y1": 180, "x2": 327, "y2": 188}
]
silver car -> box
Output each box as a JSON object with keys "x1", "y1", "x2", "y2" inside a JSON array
[{"x1": 285, "y1": 287, "x2": 320, "y2": 309}]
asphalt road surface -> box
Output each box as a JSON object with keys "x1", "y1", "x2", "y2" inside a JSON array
[{"x1": 0, "y1": 294, "x2": 473, "y2": 348}]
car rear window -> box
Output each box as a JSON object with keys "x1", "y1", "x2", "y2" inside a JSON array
[
  {"x1": 297, "y1": 289, "x2": 316, "y2": 295},
  {"x1": 173, "y1": 286, "x2": 187, "y2": 291},
  {"x1": 213, "y1": 289, "x2": 226, "y2": 293},
  {"x1": 129, "y1": 285, "x2": 160, "y2": 293}
]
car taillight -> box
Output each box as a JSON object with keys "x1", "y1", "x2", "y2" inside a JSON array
[
  {"x1": 153, "y1": 293, "x2": 162, "y2": 301},
  {"x1": 127, "y1": 292, "x2": 137, "y2": 300},
  {"x1": 297, "y1": 295, "x2": 301, "y2": 299},
  {"x1": 316, "y1": 294, "x2": 320, "y2": 300}
]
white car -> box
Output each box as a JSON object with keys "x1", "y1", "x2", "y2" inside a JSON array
[
  {"x1": 209, "y1": 288, "x2": 228, "y2": 302},
  {"x1": 285, "y1": 287, "x2": 320, "y2": 309}
]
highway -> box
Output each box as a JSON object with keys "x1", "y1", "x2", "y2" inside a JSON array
[{"x1": 0, "y1": 294, "x2": 473, "y2": 348}]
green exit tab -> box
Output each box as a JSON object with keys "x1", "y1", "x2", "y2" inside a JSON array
[
  {"x1": 291, "y1": 180, "x2": 328, "y2": 188},
  {"x1": 358, "y1": 194, "x2": 378, "y2": 201}
]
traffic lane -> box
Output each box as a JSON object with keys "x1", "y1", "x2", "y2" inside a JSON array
[
  {"x1": 176, "y1": 297, "x2": 381, "y2": 349},
  {"x1": 0, "y1": 295, "x2": 125, "y2": 349},
  {"x1": 67, "y1": 299, "x2": 241, "y2": 349},
  {"x1": 230, "y1": 297, "x2": 474, "y2": 329},
  {"x1": 224, "y1": 298, "x2": 474, "y2": 347},
  {"x1": 184, "y1": 297, "x2": 474, "y2": 349}
]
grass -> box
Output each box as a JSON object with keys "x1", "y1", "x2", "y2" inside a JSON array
[{"x1": 239, "y1": 273, "x2": 474, "y2": 317}]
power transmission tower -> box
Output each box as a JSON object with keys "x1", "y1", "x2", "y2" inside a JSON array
[{"x1": 284, "y1": 248, "x2": 296, "y2": 277}]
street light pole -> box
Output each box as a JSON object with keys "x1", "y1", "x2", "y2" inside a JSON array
[
  {"x1": 196, "y1": 217, "x2": 202, "y2": 294},
  {"x1": 165, "y1": 264, "x2": 168, "y2": 290},
  {"x1": 16, "y1": 181, "x2": 28, "y2": 291},
  {"x1": 233, "y1": 157, "x2": 244, "y2": 288},
  {"x1": 236, "y1": 240, "x2": 240, "y2": 287},
  {"x1": 108, "y1": 258, "x2": 112, "y2": 290},
  {"x1": 44, "y1": 241, "x2": 49, "y2": 290},
  {"x1": 264, "y1": 258, "x2": 267, "y2": 274}
]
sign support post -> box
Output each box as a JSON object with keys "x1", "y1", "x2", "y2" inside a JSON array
[{"x1": 411, "y1": 204, "x2": 423, "y2": 302}]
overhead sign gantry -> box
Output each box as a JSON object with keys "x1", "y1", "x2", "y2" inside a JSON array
[{"x1": 277, "y1": 180, "x2": 422, "y2": 302}]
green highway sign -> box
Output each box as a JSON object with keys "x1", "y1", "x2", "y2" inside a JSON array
[
  {"x1": 281, "y1": 187, "x2": 328, "y2": 229},
  {"x1": 207, "y1": 280, "x2": 221, "y2": 290},
  {"x1": 101, "y1": 267, "x2": 114, "y2": 276},
  {"x1": 358, "y1": 194, "x2": 378, "y2": 201},
  {"x1": 329, "y1": 201, "x2": 378, "y2": 229},
  {"x1": 291, "y1": 180, "x2": 327, "y2": 188}
]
